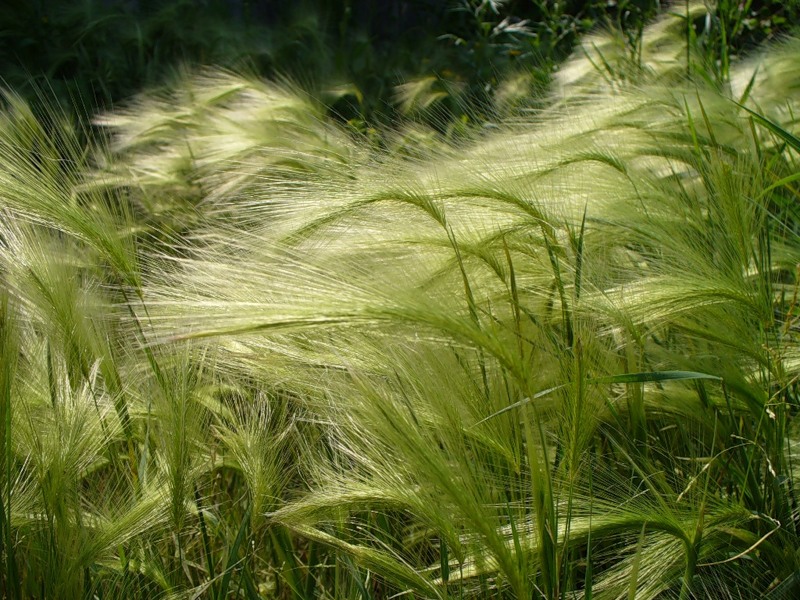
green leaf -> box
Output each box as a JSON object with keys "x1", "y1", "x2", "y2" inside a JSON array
[
  {"x1": 591, "y1": 371, "x2": 722, "y2": 384},
  {"x1": 737, "y1": 103, "x2": 800, "y2": 154},
  {"x1": 216, "y1": 506, "x2": 251, "y2": 600},
  {"x1": 440, "y1": 537, "x2": 450, "y2": 585},
  {"x1": 627, "y1": 523, "x2": 647, "y2": 600}
]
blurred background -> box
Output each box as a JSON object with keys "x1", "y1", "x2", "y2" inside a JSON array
[{"x1": 1, "y1": 1, "x2": 798, "y2": 126}]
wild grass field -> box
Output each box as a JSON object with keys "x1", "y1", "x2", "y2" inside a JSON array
[{"x1": 1, "y1": 4, "x2": 800, "y2": 599}]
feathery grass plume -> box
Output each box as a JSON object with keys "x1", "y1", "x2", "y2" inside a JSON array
[
  {"x1": 0, "y1": 220, "x2": 175, "y2": 594},
  {"x1": 90, "y1": 69, "x2": 362, "y2": 229},
  {"x1": 0, "y1": 93, "x2": 212, "y2": 596},
  {"x1": 1, "y1": 5, "x2": 799, "y2": 598},
  {"x1": 0, "y1": 213, "x2": 141, "y2": 445},
  {"x1": 135, "y1": 20, "x2": 800, "y2": 598},
  {"x1": 213, "y1": 390, "x2": 295, "y2": 522},
  {"x1": 553, "y1": 1, "x2": 759, "y2": 97},
  {"x1": 0, "y1": 302, "x2": 173, "y2": 596},
  {"x1": 0, "y1": 90, "x2": 140, "y2": 288}
]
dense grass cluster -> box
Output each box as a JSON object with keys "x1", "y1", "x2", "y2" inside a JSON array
[{"x1": 2, "y1": 7, "x2": 800, "y2": 599}]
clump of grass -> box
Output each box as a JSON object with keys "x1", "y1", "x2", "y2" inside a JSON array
[
  {"x1": 137, "y1": 29, "x2": 800, "y2": 599},
  {"x1": 89, "y1": 70, "x2": 360, "y2": 222},
  {"x1": 2, "y1": 11, "x2": 800, "y2": 600}
]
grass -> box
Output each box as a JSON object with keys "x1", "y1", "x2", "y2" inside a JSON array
[{"x1": 1, "y1": 6, "x2": 800, "y2": 599}]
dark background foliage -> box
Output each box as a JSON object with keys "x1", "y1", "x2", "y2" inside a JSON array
[{"x1": 1, "y1": 1, "x2": 798, "y2": 125}]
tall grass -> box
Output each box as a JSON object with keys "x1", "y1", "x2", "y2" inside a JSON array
[{"x1": 1, "y1": 8, "x2": 800, "y2": 599}]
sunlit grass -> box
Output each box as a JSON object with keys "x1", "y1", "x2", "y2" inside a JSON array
[{"x1": 1, "y1": 10, "x2": 799, "y2": 599}]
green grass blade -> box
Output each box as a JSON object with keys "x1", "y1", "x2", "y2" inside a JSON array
[
  {"x1": 627, "y1": 523, "x2": 647, "y2": 600},
  {"x1": 471, "y1": 384, "x2": 567, "y2": 427},
  {"x1": 574, "y1": 204, "x2": 588, "y2": 302},
  {"x1": 765, "y1": 569, "x2": 800, "y2": 599},
  {"x1": 758, "y1": 172, "x2": 800, "y2": 199},
  {"x1": 194, "y1": 486, "x2": 216, "y2": 593},
  {"x1": 591, "y1": 371, "x2": 722, "y2": 384},
  {"x1": 737, "y1": 103, "x2": 800, "y2": 154},
  {"x1": 216, "y1": 505, "x2": 251, "y2": 600},
  {"x1": 440, "y1": 537, "x2": 450, "y2": 586},
  {"x1": 737, "y1": 67, "x2": 759, "y2": 105},
  {"x1": 0, "y1": 296, "x2": 20, "y2": 600},
  {"x1": 342, "y1": 554, "x2": 375, "y2": 600}
]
